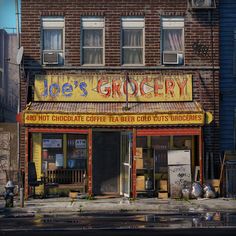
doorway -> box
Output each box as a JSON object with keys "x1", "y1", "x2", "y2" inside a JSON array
[{"x1": 92, "y1": 131, "x2": 120, "y2": 195}]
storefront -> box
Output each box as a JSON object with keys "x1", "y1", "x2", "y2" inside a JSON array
[{"x1": 19, "y1": 74, "x2": 212, "y2": 199}]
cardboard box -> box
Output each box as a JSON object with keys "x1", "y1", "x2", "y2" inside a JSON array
[
  {"x1": 136, "y1": 148, "x2": 143, "y2": 159},
  {"x1": 158, "y1": 191, "x2": 168, "y2": 199},
  {"x1": 48, "y1": 162, "x2": 57, "y2": 170},
  {"x1": 207, "y1": 179, "x2": 220, "y2": 187},
  {"x1": 136, "y1": 158, "x2": 143, "y2": 169},
  {"x1": 69, "y1": 191, "x2": 78, "y2": 199},
  {"x1": 136, "y1": 175, "x2": 145, "y2": 191},
  {"x1": 159, "y1": 180, "x2": 168, "y2": 191}
]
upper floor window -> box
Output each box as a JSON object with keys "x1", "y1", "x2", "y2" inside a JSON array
[
  {"x1": 41, "y1": 17, "x2": 64, "y2": 66},
  {"x1": 161, "y1": 17, "x2": 184, "y2": 65},
  {"x1": 121, "y1": 17, "x2": 144, "y2": 65},
  {"x1": 81, "y1": 17, "x2": 104, "y2": 65}
]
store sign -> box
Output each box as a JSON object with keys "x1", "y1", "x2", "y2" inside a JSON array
[
  {"x1": 42, "y1": 139, "x2": 62, "y2": 148},
  {"x1": 34, "y1": 74, "x2": 192, "y2": 102},
  {"x1": 75, "y1": 139, "x2": 86, "y2": 148},
  {"x1": 23, "y1": 112, "x2": 204, "y2": 126}
]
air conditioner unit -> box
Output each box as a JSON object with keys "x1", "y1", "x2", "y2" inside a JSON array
[
  {"x1": 43, "y1": 51, "x2": 59, "y2": 65},
  {"x1": 190, "y1": 0, "x2": 216, "y2": 9},
  {"x1": 163, "y1": 52, "x2": 182, "y2": 65}
]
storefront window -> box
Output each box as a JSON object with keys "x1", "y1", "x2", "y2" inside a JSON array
[
  {"x1": 67, "y1": 134, "x2": 87, "y2": 169},
  {"x1": 42, "y1": 134, "x2": 63, "y2": 171},
  {"x1": 173, "y1": 136, "x2": 191, "y2": 149},
  {"x1": 41, "y1": 133, "x2": 88, "y2": 172}
]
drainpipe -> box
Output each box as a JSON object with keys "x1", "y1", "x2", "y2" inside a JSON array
[{"x1": 15, "y1": 0, "x2": 22, "y2": 204}]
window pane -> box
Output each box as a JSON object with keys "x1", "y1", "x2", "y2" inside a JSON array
[
  {"x1": 163, "y1": 29, "x2": 183, "y2": 51},
  {"x1": 123, "y1": 29, "x2": 143, "y2": 47},
  {"x1": 83, "y1": 48, "x2": 103, "y2": 64},
  {"x1": 43, "y1": 29, "x2": 62, "y2": 50},
  {"x1": 123, "y1": 48, "x2": 143, "y2": 64},
  {"x1": 83, "y1": 29, "x2": 103, "y2": 47}
]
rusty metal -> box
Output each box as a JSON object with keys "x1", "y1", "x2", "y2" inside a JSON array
[
  {"x1": 132, "y1": 128, "x2": 137, "y2": 198},
  {"x1": 137, "y1": 128, "x2": 201, "y2": 136},
  {"x1": 199, "y1": 128, "x2": 203, "y2": 184},
  {"x1": 88, "y1": 128, "x2": 93, "y2": 196},
  {"x1": 25, "y1": 101, "x2": 203, "y2": 114},
  {"x1": 24, "y1": 127, "x2": 29, "y2": 199},
  {"x1": 28, "y1": 128, "x2": 89, "y2": 134}
]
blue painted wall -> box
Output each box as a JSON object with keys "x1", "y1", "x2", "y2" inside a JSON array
[{"x1": 220, "y1": 0, "x2": 236, "y2": 151}]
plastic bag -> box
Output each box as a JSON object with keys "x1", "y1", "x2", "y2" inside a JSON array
[
  {"x1": 203, "y1": 184, "x2": 216, "y2": 198},
  {"x1": 182, "y1": 187, "x2": 191, "y2": 199},
  {"x1": 191, "y1": 182, "x2": 203, "y2": 199}
]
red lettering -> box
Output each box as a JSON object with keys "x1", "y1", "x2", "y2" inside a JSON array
[
  {"x1": 112, "y1": 79, "x2": 122, "y2": 98},
  {"x1": 154, "y1": 79, "x2": 163, "y2": 97},
  {"x1": 165, "y1": 79, "x2": 175, "y2": 97},
  {"x1": 123, "y1": 79, "x2": 138, "y2": 96},
  {"x1": 177, "y1": 78, "x2": 187, "y2": 96},
  {"x1": 140, "y1": 77, "x2": 151, "y2": 96},
  {"x1": 97, "y1": 77, "x2": 111, "y2": 97}
]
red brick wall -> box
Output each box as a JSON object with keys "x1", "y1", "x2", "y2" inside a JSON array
[{"x1": 20, "y1": 0, "x2": 220, "y2": 171}]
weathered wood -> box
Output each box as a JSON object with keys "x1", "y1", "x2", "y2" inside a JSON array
[{"x1": 45, "y1": 169, "x2": 86, "y2": 185}]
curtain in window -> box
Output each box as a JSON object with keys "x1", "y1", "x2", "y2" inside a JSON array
[
  {"x1": 123, "y1": 29, "x2": 143, "y2": 64},
  {"x1": 83, "y1": 29, "x2": 103, "y2": 64},
  {"x1": 43, "y1": 29, "x2": 62, "y2": 50},
  {"x1": 163, "y1": 29, "x2": 183, "y2": 51}
]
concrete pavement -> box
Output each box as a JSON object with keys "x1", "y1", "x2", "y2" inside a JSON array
[{"x1": 0, "y1": 197, "x2": 236, "y2": 217}]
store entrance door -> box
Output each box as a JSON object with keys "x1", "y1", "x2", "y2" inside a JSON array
[
  {"x1": 92, "y1": 132, "x2": 120, "y2": 195},
  {"x1": 121, "y1": 132, "x2": 132, "y2": 198}
]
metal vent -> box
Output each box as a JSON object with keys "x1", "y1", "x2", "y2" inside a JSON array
[
  {"x1": 43, "y1": 52, "x2": 59, "y2": 65},
  {"x1": 163, "y1": 52, "x2": 179, "y2": 65},
  {"x1": 190, "y1": 0, "x2": 216, "y2": 9}
]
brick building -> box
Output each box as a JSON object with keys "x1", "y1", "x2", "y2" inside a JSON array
[{"x1": 19, "y1": 0, "x2": 219, "y2": 199}]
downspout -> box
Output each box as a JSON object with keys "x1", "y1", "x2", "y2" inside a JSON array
[{"x1": 15, "y1": 0, "x2": 21, "y2": 196}]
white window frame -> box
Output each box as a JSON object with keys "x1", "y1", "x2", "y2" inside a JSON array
[
  {"x1": 81, "y1": 17, "x2": 105, "y2": 66},
  {"x1": 121, "y1": 17, "x2": 145, "y2": 66},
  {"x1": 161, "y1": 17, "x2": 184, "y2": 65},
  {"x1": 41, "y1": 16, "x2": 65, "y2": 65}
]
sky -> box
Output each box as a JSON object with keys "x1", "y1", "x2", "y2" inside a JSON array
[{"x1": 0, "y1": 0, "x2": 21, "y2": 33}]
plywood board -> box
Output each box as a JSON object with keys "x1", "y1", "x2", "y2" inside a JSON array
[{"x1": 168, "y1": 164, "x2": 191, "y2": 198}]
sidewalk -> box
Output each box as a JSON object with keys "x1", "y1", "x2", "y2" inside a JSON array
[{"x1": 0, "y1": 197, "x2": 236, "y2": 217}]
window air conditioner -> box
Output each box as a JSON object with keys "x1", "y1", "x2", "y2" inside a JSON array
[
  {"x1": 43, "y1": 51, "x2": 59, "y2": 65},
  {"x1": 190, "y1": 0, "x2": 216, "y2": 9},
  {"x1": 163, "y1": 52, "x2": 182, "y2": 65}
]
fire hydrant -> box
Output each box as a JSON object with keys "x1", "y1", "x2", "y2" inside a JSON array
[{"x1": 4, "y1": 180, "x2": 15, "y2": 207}]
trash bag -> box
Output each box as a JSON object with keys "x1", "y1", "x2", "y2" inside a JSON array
[
  {"x1": 203, "y1": 184, "x2": 216, "y2": 198},
  {"x1": 182, "y1": 187, "x2": 191, "y2": 199},
  {"x1": 191, "y1": 182, "x2": 203, "y2": 199}
]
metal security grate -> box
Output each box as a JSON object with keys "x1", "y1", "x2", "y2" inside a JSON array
[{"x1": 225, "y1": 161, "x2": 236, "y2": 198}]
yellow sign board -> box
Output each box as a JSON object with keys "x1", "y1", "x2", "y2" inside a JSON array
[
  {"x1": 34, "y1": 74, "x2": 193, "y2": 102},
  {"x1": 206, "y1": 111, "x2": 214, "y2": 124},
  {"x1": 32, "y1": 133, "x2": 44, "y2": 195},
  {"x1": 24, "y1": 112, "x2": 204, "y2": 126}
]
